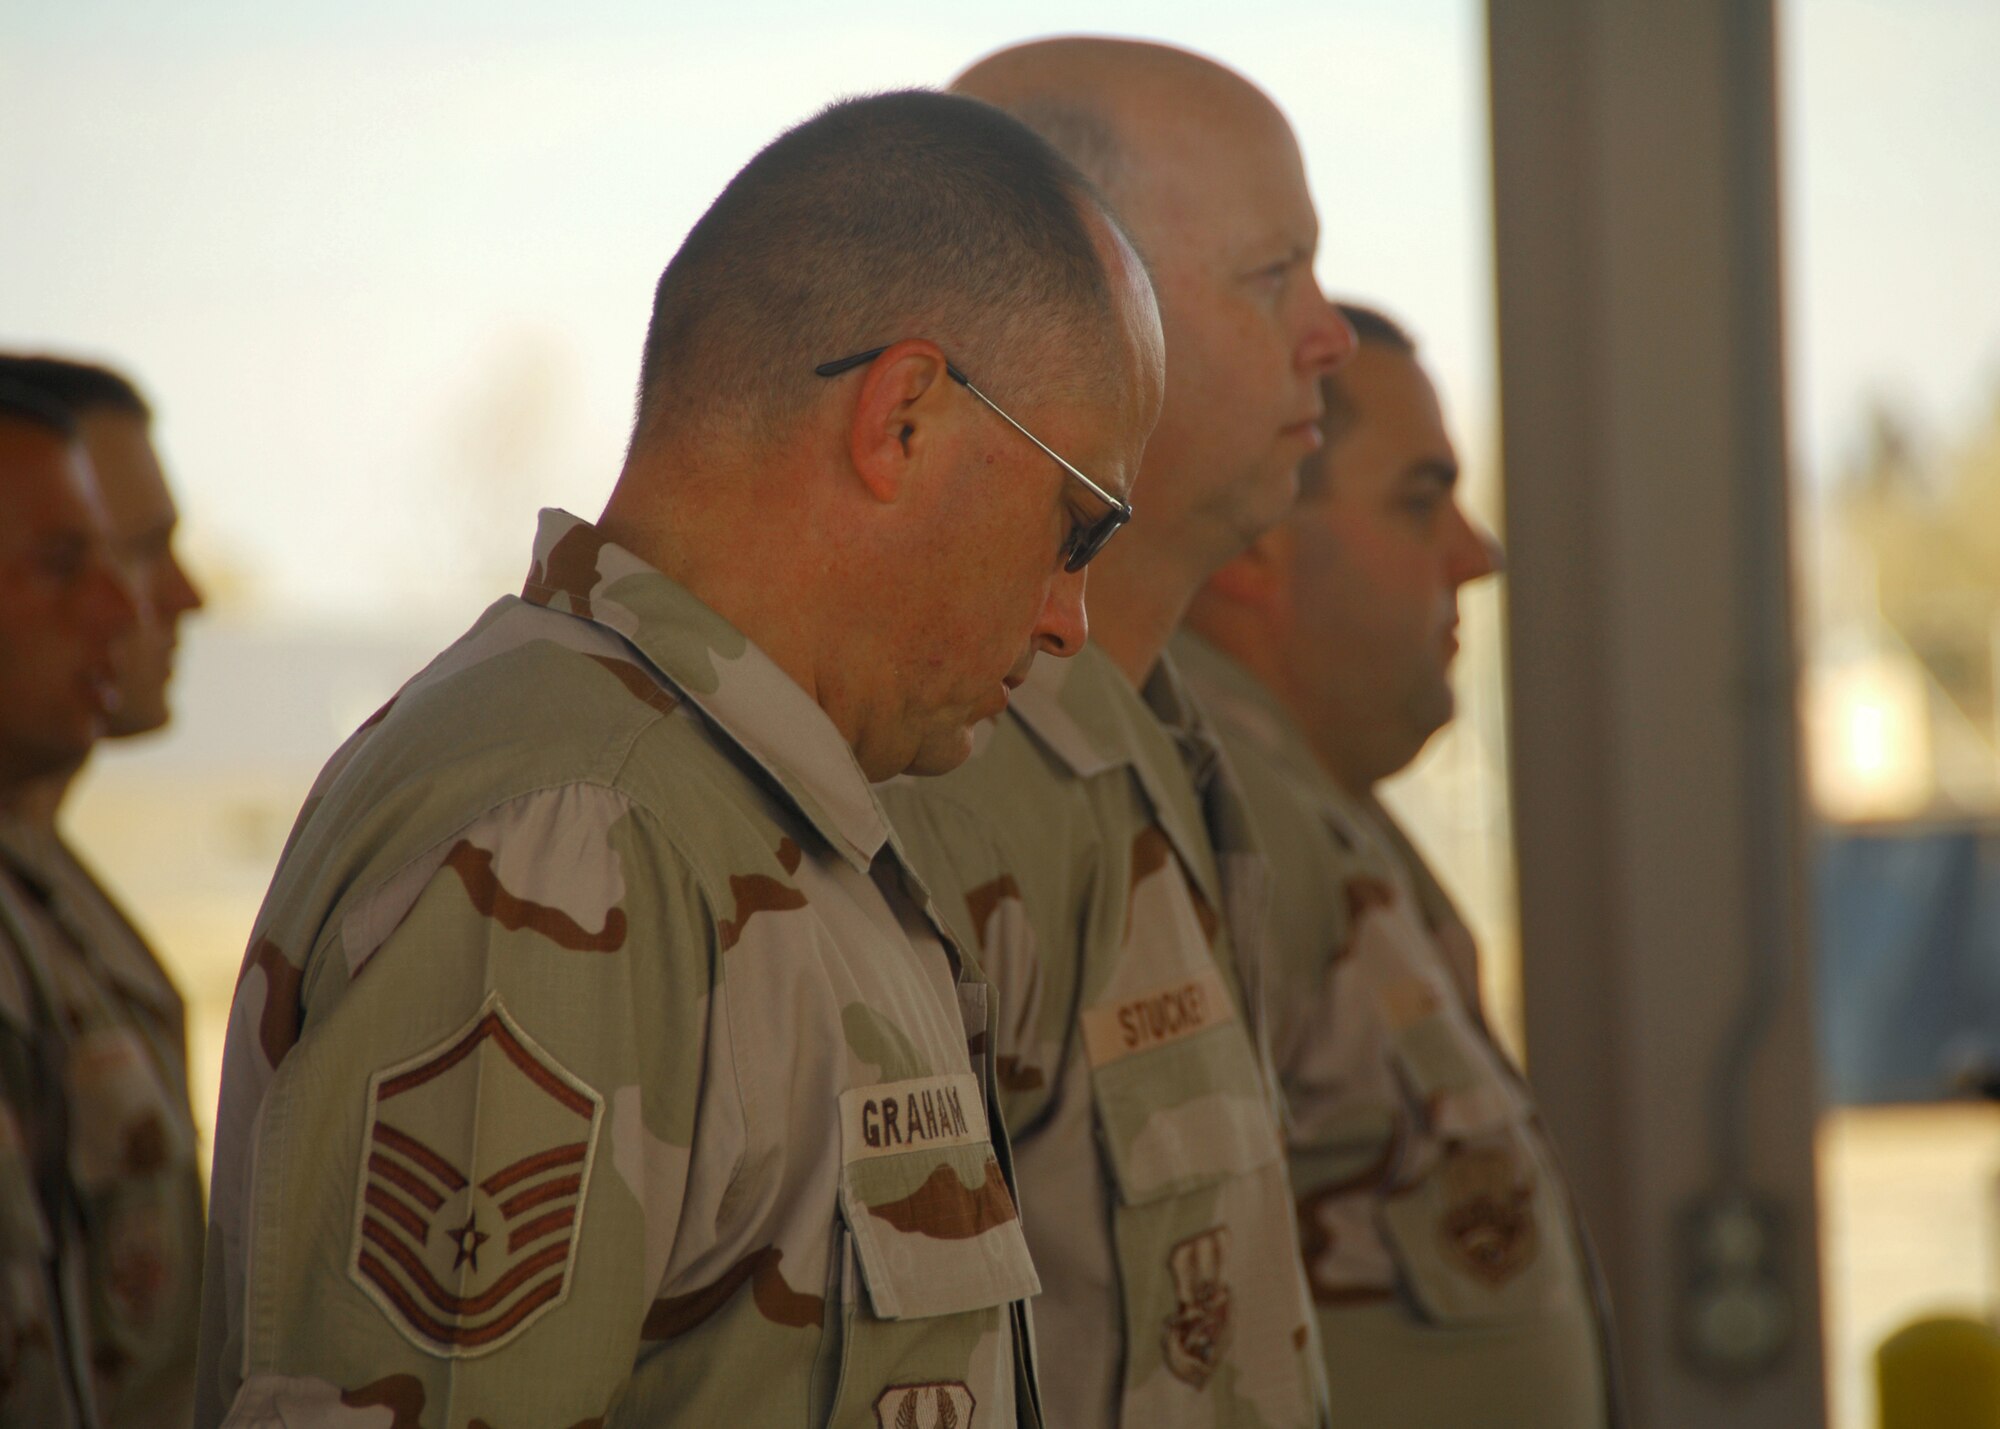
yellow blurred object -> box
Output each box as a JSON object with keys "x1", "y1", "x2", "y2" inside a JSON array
[{"x1": 1877, "y1": 1314, "x2": 2000, "y2": 1428}]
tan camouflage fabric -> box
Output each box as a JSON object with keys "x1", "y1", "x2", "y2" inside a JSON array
[
  {"x1": 195, "y1": 509, "x2": 1042, "y2": 1429},
  {"x1": 1173, "y1": 631, "x2": 1614, "y2": 1427},
  {"x1": 0, "y1": 819, "x2": 204, "y2": 1429},
  {"x1": 883, "y1": 641, "x2": 1328, "y2": 1429}
]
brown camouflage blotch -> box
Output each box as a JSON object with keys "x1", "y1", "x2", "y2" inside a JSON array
[
  {"x1": 716, "y1": 872, "x2": 809, "y2": 952},
  {"x1": 1186, "y1": 882, "x2": 1221, "y2": 946},
  {"x1": 1296, "y1": 1115, "x2": 1407, "y2": 1306},
  {"x1": 1344, "y1": 876, "x2": 1396, "y2": 926},
  {"x1": 107, "y1": 1233, "x2": 169, "y2": 1324},
  {"x1": 585, "y1": 654, "x2": 679, "y2": 717},
  {"x1": 963, "y1": 874, "x2": 1023, "y2": 954},
  {"x1": 775, "y1": 837, "x2": 804, "y2": 875},
  {"x1": 341, "y1": 1374, "x2": 427, "y2": 1429},
  {"x1": 867, "y1": 1157, "x2": 1017, "y2": 1240},
  {"x1": 1293, "y1": 1324, "x2": 1309, "y2": 1351},
  {"x1": 122, "y1": 1115, "x2": 168, "y2": 1173},
  {"x1": 1130, "y1": 826, "x2": 1173, "y2": 889},
  {"x1": 444, "y1": 841, "x2": 628, "y2": 953},
  {"x1": 751, "y1": 1245, "x2": 826, "y2": 1329},
  {"x1": 236, "y1": 936, "x2": 304, "y2": 1068},
  {"x1": 641, "y1": 1245, "x2": 823, "y2": 1340},
  {"x1": 995, "y1": 1056, "x2": 1045, "y2": 1092},
  {"x1": 525, "y1": 522, "x2": 611, "y2": 617}
]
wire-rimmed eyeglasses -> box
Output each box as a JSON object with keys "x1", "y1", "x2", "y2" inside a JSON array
[{"x1": 814, "y1": 346, "x2": 1133, "y2": 572}]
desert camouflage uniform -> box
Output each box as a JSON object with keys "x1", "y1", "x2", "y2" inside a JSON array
[
  {"x1": 0, "y1": 818, "x2": 204, "y2": 1429},
  {"x1": 195, "y1": 510, "x2": 1042, "y2": 1429},
  {"x1": 1173, "y1": 631, "x2": 1616, "y2": 1428},
  {"x1": 884, "y1": 641, "x2": 1328, "y2": 1429}
]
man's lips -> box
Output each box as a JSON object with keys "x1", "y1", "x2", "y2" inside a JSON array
[{"x1": 1282, "y1": 411, "x2": 1325, "y2": 449}]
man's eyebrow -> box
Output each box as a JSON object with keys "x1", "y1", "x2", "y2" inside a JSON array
[{"x1": 1402, "y1": 458, "x2": 1460, "y2": 489}]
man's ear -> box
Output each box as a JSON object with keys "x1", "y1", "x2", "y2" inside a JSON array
[
  {"x1": 1204, "y1": 524, "x2": 1292, "y2": 613},
  {"x1": 844, "y1": 341, "x2": 958, "y2": 504}
]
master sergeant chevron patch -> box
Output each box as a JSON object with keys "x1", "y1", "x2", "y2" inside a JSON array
[{"x1": 349, "y1": 998, "x2": 602, "y2": 1357}]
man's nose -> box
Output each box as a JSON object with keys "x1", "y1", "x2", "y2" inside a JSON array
[
  {"x1": 1035, "y1": 566, "x2": 1089, "y2": 659},
  {"x1": 1452, "y1": 510, "x2": 1504, "y2": 584},
  {"x1": 1299, "y1": 289, "x2": 1357, "y2": 376}
]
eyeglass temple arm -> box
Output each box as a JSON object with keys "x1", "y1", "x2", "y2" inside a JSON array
[{"x1": 814, "y1": 347, "x2": 1130, "y2": 518}]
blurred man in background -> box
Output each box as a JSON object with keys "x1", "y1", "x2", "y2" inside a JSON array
[
  {"x1": 0, "y1": 378, "x2": 201, "y2": 1428},
  {"x1": 0, "y1": 355, "x2": 208, "y2": 1427},
  {"x1": 1176, "y1": 303, "x2": 1619, "y2": 1426},
  {"x1": 196, "y1": 90, "x2": 1162, "y2": 1428},
  {"x1": 884, "y1": 37, "x2": 1353, "y2": 1429},
  {"x1": 0, "y1": 359, "x2": 205, "y2": 760}
]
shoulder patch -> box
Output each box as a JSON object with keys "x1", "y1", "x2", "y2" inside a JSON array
[{"x1": 351, "y1": 998, "x2": 602, "y2": 1357}]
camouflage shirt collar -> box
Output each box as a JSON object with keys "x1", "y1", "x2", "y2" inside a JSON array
[
  {"x1": 0, "y1": 817, "x2": 182, "y2": 1019},
  {"x1": 1007, "y1": 641, "x2": 1222, "y2": 906},
  {"x1": 521, "y1": 508, "x2": 892, "y2": 871},
  {"x1": 1172, "y1": 631, "x2": 1471, "y2": 933},
  {"x1": 1169, "y1": 631, "x2": 1349, "y2": 818}
]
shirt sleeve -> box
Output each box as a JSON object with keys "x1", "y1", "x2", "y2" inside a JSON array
[{"x1": 206, "y1": 782, "x2": 729, "y2": 1429}]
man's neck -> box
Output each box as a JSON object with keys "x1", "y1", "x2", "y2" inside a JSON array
[
  {"x1": 1085, "y1": 533, "x2": 1209, "y2": 689},
  {"x1": 0, "y1": 765, "x2": 77, "y2": 832}
]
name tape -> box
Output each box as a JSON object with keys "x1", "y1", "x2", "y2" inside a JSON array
[
  {"x1": 1081, "y1": 969, "x2": 1236, "y2": 1068},
  {"x1": 840, "y1": 1073, "x2": 988, "y2": 1163}
]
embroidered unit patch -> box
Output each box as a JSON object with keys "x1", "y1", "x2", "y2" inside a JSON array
[
  {"x1": 1437, "y1": 1145, "x2": 1539, "y2": 1287},
  {"x1": 350, "y1": 998, "x2": 601, "y2": 1356},
  {"x1": 875, "y1": 1381, "x2": 975, "y2": 1428},
  {"x1": 1161, "y1": 1225, "x2": 1234, "y2": 1389}
]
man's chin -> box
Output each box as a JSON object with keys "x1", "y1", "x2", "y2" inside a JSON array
[
  {"x1": 106, "y1": 698, "x2": 172, "y2": 741},
  {"x1": 900, "y1": 727, "x2": 976, "y2": 780}
]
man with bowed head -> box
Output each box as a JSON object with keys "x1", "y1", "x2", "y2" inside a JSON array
[
  {"x1": 1176, "y1": 303, "x2": 1619, "y2": 1426},
  {"x1": 196, "y1": 90, "x2": 1162, "y2": 1428},
  {"x1": 884, "y1": 37, "x2": 1354, "y2": 1429}
]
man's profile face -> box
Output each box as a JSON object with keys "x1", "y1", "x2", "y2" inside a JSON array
[
  {"x1": 0, "y1": 421, "x2": 138, "y2": 791},
  {"x1": 885, "y1": 222, "x2": 1165, "y2": 778},
  {"x1": 77, "y1": 408, "x2": 203, "y2": 737},
  {"x1": 1285, "y1": 344, "x2": 1497, "y2": 792},
  {"x1": 1125, "y1": 89, "x2": 1352, "y2": 560}
]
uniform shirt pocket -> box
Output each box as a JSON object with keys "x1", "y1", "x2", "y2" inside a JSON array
[
  {"x1": 1378, "y1": 999, "x2": 1583, "y2": 1326},
  {"x1": 1084, "y1": 970, "x2": 1280, "y2": 1205},
  {"x1": 836, "y1": 1074, "x2": 1040, "y2": 1320}
]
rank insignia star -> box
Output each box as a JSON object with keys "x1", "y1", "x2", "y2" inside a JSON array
[{"x1": 449, "y1": 1216, "x2": 490, "y2": 1272}]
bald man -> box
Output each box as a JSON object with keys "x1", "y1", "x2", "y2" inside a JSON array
[
  {"x1": 197, "y1": 91, "x2": 1162, "y2": 1428},
  {"x1": 883, "y1": 39, "x2": 1352, "y2": 1429},
  {"x1": 1177, "y1": 305, "x2": 1618, "y2": 1426}
]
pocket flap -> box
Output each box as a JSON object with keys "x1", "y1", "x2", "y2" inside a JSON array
[
  {"x1": 837, "y1": 1074, "x2": 1040, "y2": 1320},
  {"x1": 1084, "y1": 972, "x2": 1280, "y2": 1206}
]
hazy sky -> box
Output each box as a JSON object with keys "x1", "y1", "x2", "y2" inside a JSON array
[{"x1": 4, "y1": 0, "x2": 1995, "y2": 623}]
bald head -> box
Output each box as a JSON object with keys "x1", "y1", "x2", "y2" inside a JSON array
[
  {"x1": 952, "y1": 39, "x2": 1352, "y2": 602},
  {"x1": 954, "y1": 38, "x2": 1287, "y2": 212}
]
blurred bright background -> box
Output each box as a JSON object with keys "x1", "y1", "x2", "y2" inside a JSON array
[{"x1": 5, "y1": 2, "x2": 1997, "y2": 1424}]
